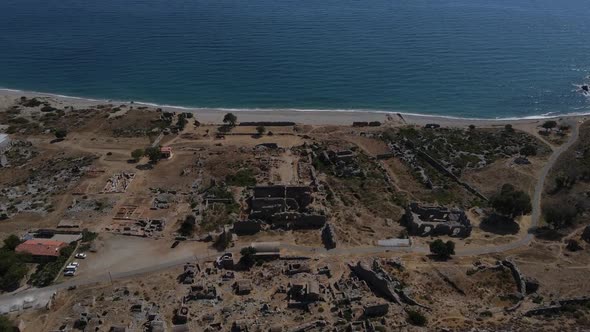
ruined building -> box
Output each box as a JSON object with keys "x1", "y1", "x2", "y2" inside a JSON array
[
  {"x1": 320, "y1": 149, "x2": 362, "y2": 177},
  {"x1": 404, "y1": 203, "x2": 472, "y2": 237},
  {"x1": 248, "y1": 185, "x2": 326, "y2": 230}
]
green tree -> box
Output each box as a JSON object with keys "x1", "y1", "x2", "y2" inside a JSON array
[
  {"x1": 214, "y1": 230, "x2": 232, "y2": 251},
  {"x1": 2, "y1": 235, "x2": 21, "y2": 251},
  {"x1": 131, "y1": 149, "x2": 144, "y2": 162},
  {"x1": 490, "y1": 184, "x2": 532, "y2": 218},
  {"x1": 256, "y1": 125, "x2": 266, "y2": 136},
  {"x1": 179, "y1": 215, "x2": 196, "y2": 237},
  {"x1": 542, "y1": 120, "x2": 557, "y2": 132},
  {"x1": 54, "y1": 128, "x2": 68, "y2": 139},
  {"x1": 468, "y1": 124, "x2": 476, "y2": 131},
  {"x1": 239, "y1": 246, "x2": 257, "y2": 267},
  {"x1": 144, "y1": 147, "x2": 161, "y2": 163},
  {"x1": 504, "y1": 124, "x2": 514, "y2": 132},
  {"x1": 0, "y1": 249, "x2": 28, "y2": 291},
  {"x1": 176, "y1": 113, "x2": 188, "y2": 130},
  {"x1": 429, "y1": 239, "x2": 455, "y2": 260},
  {"x1": 0, "y1": 263, "x2": 27, "y2": 290},
  {"x1": 543, "y1": 201, "x2": 577, "y2": 229},
  {"x1": 223, "y1": 113, "x2": 237, "y2": 127}
]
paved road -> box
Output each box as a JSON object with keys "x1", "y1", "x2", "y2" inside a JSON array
[{"x1": 0, "y1": 122, "x2": 581, "y2": 310}]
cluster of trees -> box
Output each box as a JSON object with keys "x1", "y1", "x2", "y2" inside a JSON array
[
  {"x1": 176, "y1": 112, "x2": 192, "y2": 131},
  {"x1": 519, "y1": 144, "x2": 537, "y2": 157},
  {"x1": 429, "y1": 239, "x2": 455, "y2": 260},
  {"x1": 543, "y1": 200, "x2": 578, "y2": 230},
  {"x1": 130, "y1": 146, "x2": 162, "y2": 163},
  {"x1": 0, "y1": 235, "x2": 28, "y2": 292},
  {"x1": 490, "y1": 184, "x2": 532, "y2": 219}
]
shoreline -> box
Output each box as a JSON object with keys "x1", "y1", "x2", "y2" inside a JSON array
[{"x1": 1, "y1": 88, "x2": 588, "y2": 127}]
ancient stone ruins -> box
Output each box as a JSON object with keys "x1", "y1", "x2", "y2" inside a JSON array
[{"x1": 404, "y1": 202, "x2": 472, "y2": 237}]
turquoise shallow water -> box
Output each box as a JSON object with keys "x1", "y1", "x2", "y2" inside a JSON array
[{"x1": 0, "y1": 0, "x2": 589, "y2": 118}]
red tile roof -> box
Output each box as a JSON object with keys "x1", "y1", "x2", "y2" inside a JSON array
[{"x1": 15, "y1": 239, "x2": 66, "y2": 257}]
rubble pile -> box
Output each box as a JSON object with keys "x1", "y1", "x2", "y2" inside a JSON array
[{"x1": 0, "y1": 155, "x2": 96, "y2": 219}]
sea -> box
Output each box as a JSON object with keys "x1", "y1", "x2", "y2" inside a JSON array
[{"x1": 1, "y1": 0, "x2": 589, "y2": 119}]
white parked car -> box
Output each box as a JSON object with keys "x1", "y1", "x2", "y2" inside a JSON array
[
  {"x1": 75, "y1": 253, "x2": 87, "y2": 259},
  {"x1": 69, "y1": 261, "x2": 80, "y2": 267},
  {"x1": 64, "y1": 270, "x2": 75, "y2": 277}
]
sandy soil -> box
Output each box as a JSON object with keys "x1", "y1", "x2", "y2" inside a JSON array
[{"x1": 1, "y1": 89, "x2": 588, "y2": 129}]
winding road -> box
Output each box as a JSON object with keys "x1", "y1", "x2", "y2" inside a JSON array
[{"x1": 0, "y1": 122, "x2": 582, "y2": 312}]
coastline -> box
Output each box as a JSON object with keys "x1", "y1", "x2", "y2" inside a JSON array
[{"x1": 1, "y1": 88, "x2": 588, "y2": 128}]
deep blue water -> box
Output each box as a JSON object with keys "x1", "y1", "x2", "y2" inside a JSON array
[{"x1": 1, "y1": 0, "x2": 590, "y2": 118}]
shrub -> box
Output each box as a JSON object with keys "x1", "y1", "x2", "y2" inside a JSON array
[
  {"x1": 179, "y1": 215, "x2": 196, "y2": 237},
  {"x1": 406, "y1": 309, "x2": 427, "y2": 326},
  {"x1": 40, "y1": 105, "x2": 56, "y2": 112},
  {"x1": 54, "y1": 128, "x2": 68, "y2": 139},
  {"x1": 429, "y1": 239, "x2": 455, "y2": 260},
  {"x1": 21, "y1": 97, "x2": 42, "y2": 107},
  {"x1": 256, "y1": 125, "x2": 265, "y2": 135}
]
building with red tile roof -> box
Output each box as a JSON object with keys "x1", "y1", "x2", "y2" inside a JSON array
[
  {"x1": 160, "y1": 146, "x2": 173, "y2": 159},
  {"x1": 15, "y1": 239, "x2": 66, "y2": 259}
]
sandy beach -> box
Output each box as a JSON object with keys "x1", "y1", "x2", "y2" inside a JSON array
[{"x1": 1, "y1": 88, "x2": 587, "y2": 129}]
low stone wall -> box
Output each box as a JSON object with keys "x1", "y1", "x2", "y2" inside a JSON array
[
  {"x1": 501, "y1": 259, "x2": 527, "y2": 295},
  {"x1": 350, "y1": 260, "x2": 402, "y2": 305},
  {"x1": 524, "y1": 297, "x2": 590, "y2": 317},
  {"x1": 416, "y1": 150, "x2": 488, "y2": 201}
]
